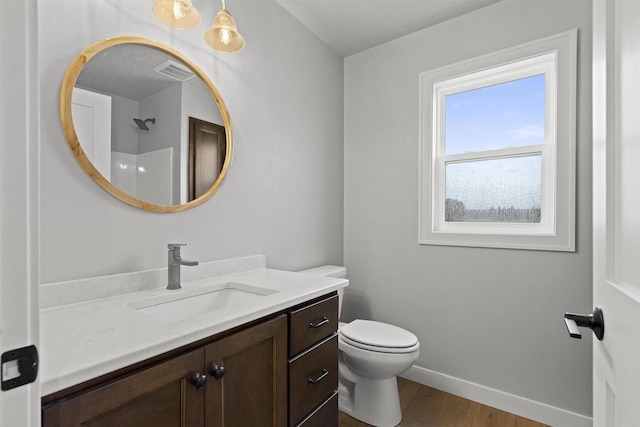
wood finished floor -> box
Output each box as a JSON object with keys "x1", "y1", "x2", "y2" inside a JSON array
[{"x1": 338, "y1": 378, "x2": 549, "y2": 427}]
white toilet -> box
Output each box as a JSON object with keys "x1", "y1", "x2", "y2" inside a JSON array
[{"x1": 299, "y1": 265, "x2": 420, "y2": 427}]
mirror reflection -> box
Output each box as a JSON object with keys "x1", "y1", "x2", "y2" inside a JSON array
[{"x1": 61, "y1": 37, "x2": 232, "y2": 212}]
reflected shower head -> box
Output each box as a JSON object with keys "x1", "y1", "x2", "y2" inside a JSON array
[{"x1": 133, "y1": 118, "x2": 156, "y2": 131}]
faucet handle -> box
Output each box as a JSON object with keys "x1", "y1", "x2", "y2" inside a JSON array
[{"x1": 168, "y1": 243, "x2": 188, "y2": 251}]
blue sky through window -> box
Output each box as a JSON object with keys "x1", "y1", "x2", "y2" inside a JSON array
[
  {"x1": 443, "y1": 74, "x2": 545, "y2": 213},
  {"x1": 444, "y1": 74, "x2": 545, "y2": 155}
]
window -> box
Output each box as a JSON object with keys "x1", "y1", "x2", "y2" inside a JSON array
[{"x1": 419, "y1": 30, "x2": 577, "y2": 251}]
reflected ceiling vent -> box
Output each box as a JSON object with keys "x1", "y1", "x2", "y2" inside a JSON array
[{"x1": 153, "y1": 59, "x2": 195, "y2": 82}]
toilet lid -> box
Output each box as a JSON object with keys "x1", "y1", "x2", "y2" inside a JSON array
[{"x1": 340, "y1": 319, "x2": 418, "y2": 350}]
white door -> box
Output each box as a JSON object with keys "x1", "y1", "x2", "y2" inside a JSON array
[
  {"x1": 592, "y1": 0, "x2": 640, "y2": 425},
  {"x1": 72, "y1": 87, "x2": 112, "y2": 180},
  {"x1": 0, "y1": 0, "x2": 40, "y2": 425}
]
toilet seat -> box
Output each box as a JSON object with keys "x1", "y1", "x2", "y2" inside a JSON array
[{"x1": 340, "y1": 319, "x2": 419, "y2": 354}]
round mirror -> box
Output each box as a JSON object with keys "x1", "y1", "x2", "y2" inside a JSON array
[{"x1": 60, "y1": 36, "x2": 232, "y2": 212}]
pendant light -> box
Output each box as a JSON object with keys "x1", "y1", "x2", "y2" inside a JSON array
[
  {"x1": 204, "y1": 0, "x2": 245, "y2": 52},
  {"x1": 153, "y1": 0, "x2": 202, "y2": 30}
]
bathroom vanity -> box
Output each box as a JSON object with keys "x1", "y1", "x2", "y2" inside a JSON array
[
  {"x1": 39, "y1": 256, "x2": 345, "y2": 426},
  {"x1": 45, "y1": 35, "x2": 345, "y2": 426}
]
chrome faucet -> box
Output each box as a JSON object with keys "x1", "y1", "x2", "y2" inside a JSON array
[{"x1": 167, "y1": 243, "x2": 199, "y2": 290}]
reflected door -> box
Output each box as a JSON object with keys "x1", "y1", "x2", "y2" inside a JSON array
[
  {"x1": 592, "y1": 0, "x2": 640, "y2": 425},
  {"x1": 189, "y1": 117, "x2": 226, "y2": 201},
  {"x1": 71, "y1": 87, "x2": 112, "y2": 180}
]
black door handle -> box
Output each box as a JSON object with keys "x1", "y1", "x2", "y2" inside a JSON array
[{"x1": 564, "y1": 307, "x2": 604, "y2": 341}]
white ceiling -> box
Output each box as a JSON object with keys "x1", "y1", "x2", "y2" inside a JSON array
[
  {"x1": 273, "y1": 0, "x2": 502, "y2": 57},
  {"x1": 76, "y1": 44, "x2": 206, "y2": 101}
]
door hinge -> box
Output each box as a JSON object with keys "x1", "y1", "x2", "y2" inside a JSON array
[{"x1": 1, "y1": 345, "x2": 38, "y2": 391}]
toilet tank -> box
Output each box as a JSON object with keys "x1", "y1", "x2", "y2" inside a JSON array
[{"x1": 298, "y1": 265, "x2": 346, "y2": 318}]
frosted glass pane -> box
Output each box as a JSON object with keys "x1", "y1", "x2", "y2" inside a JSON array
[
  {"x1": 445, "y1": 155, "x2": 541, "y2": 223},
  {"x1": 445, "y1": 74, "x2": 545, "y2": 155}
]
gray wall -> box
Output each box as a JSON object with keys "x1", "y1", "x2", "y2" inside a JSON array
[
  {"x1": 343, "y1": 0, "x2": 592, "y2": 417},
  {"x1": 110, "y1": 94, "x2": 139, "y2": 154},
  {"x1": 39, "y1": 0, "x2": 344, "y2": 283}
]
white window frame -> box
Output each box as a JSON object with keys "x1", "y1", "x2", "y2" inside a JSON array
[{"x1": 419, "y1": 30, "x2": 577, "y2": 251}]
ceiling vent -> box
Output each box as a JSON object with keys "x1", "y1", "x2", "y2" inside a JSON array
[{"x1": 153, "y1": 60, "x2": 196, "y2": 82}]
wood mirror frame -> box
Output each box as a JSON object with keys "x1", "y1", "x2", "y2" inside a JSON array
[{"x1": 59, "y1": 36, "x2": 233, "y2": 213}]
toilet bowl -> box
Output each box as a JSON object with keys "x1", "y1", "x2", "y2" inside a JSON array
[{"x1": 298, "y1": 266, "x2": 420, "y2": 427}]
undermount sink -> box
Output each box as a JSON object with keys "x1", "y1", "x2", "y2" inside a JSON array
[{"x1": 128, "y1": 282, "x2": 278, "y2": 322}]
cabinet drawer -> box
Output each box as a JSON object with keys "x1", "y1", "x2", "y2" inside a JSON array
[
  {"x1": 289, "y1": 295, "x2": 338, "y2": 356},
  {"x1": 289, "y1": 335, "x2": 338, "y2": 427},
  {"x1": 295, "y1": 392, "x2": 338, "y2": 427}
]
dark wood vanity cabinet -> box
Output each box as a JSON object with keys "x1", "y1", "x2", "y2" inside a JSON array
[
  {"x1": 42, "y1": 316, "x2": 287, "y2": 427},
  {"x1": 288, "y1": 295, "x2": 339, "y2": 427},
  {"x1": 41, "y1": 293, "x2": 339, "y2": 427},
  {"x1": 42, "y1": 349, "x2": 205, "y2": 426},
  {"x1": 204, "y1": 315, "x2": 288, "y2": 427}
]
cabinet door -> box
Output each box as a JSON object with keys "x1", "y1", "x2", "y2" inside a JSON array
[
  {"x1": 42, "y1": 349, "x2": 205, "y2": 427},
  {"x1": 204, "y1": 315, "x2": 288, "y2": 427}
]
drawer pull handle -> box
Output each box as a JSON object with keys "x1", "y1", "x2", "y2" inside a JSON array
[
  {"x1": 308, "y1": 369, "x2": 329, "y2": 384},
  {"x1": 309, "y1": 317, "x2": 329, "y2": 328}
]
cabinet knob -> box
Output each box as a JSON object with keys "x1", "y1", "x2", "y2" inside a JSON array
[
  {"x1": 210, "y1": 364, "x2": 226, "y2": 380},
  {"x1": 191, "y1": 373, "x2": 207, "y2": 390}
]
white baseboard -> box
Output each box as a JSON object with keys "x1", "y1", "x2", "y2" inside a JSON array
[{"x1": 401, "y1": 365, "x2": 592, "y2": 427}]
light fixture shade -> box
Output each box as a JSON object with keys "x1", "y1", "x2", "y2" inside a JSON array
[
  {"x1": 204, "y1": 9, "x2": 245, "y2": 52},
  {"x1": 153, "y1": 0, "x2": 201, "y2": 30}
]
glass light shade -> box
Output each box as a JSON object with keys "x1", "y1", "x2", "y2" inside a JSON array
[
  {"x1": 204, "y1": 9, "x2": 245, "y2": 52},
  {"x1": 153, "y1": 0, "x2": 201, "y2": 30}
]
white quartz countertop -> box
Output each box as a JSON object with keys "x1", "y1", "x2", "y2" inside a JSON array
[{"x1": 40, "y1": 268, "x2": 347, "y2": 396}]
